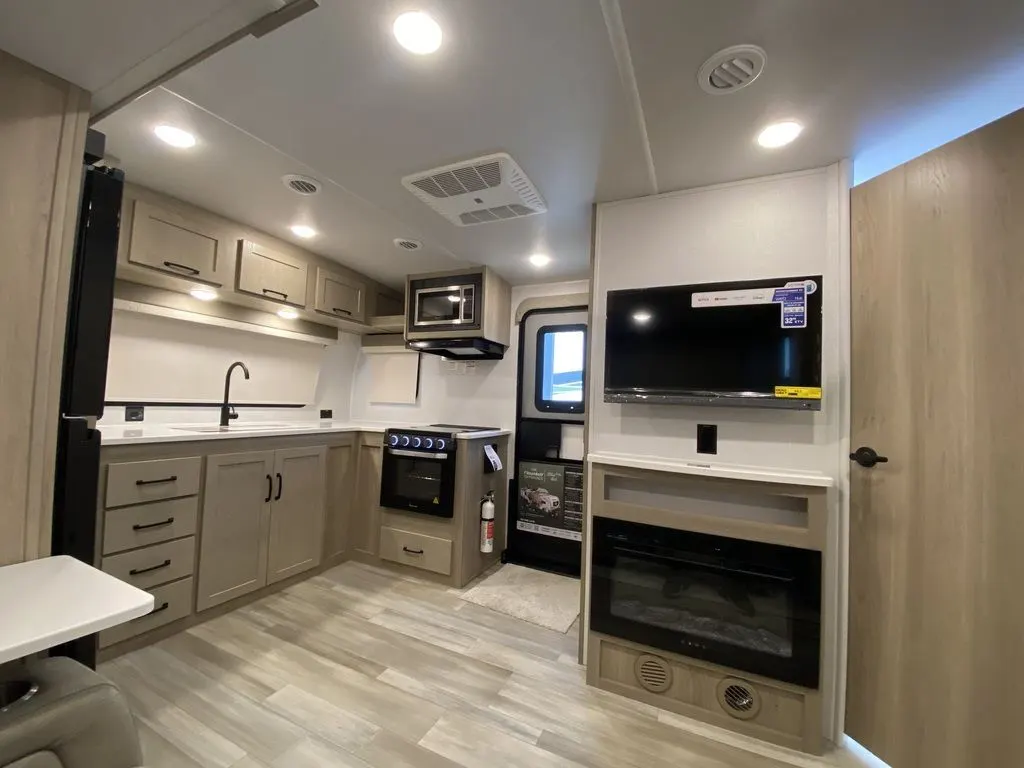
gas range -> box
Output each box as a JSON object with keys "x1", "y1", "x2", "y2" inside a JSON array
[{"x1": 384, "y1": 424, "x2": 497, "y2": 453}]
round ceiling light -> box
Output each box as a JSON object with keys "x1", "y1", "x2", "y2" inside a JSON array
[
  {"x1": 290, "y1": 224, "x2": 317, "y2": 239},
  {"x1": 393, "y1": 11, "x2": 442, "y2": 54},
  {"x1": 528, "y1": 253, "x2": 551, "y2": 268},
  {"x1": 757, "y1": 121, "x2": 803, "y2": 148},
  {"x1": 154, "y1": 124, "x2": 196, "y2": 148}
]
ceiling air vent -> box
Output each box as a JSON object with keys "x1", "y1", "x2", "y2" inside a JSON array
[
  {"x1": 394, "y1": 238, "x2": 422, "y2": 251},
  {"x1": 402, "y1": 152, "x2": 546, "y2": 227},
  {"x1": 698, "y1": 45, "x2": 767, "y2": 95},
  {"x1": 282, "y1": 174, "x2": 322, "y2": 195}
]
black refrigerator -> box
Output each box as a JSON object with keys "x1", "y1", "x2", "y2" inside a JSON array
[{"x1": 50, "y1": 156, "x2": 125, "y2": 669}]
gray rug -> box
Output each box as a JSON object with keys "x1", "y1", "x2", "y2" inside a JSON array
[{"x1": 459, "y1": 564, "x2": 580, "y2": 633}]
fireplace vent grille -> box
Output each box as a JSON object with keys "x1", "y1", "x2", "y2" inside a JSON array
[
  {"x1": 634, "y1": 654, "x2": 672, "y2": 693},
  {"x1": 717, "y1": 678, "x2": 762, "y2": 720}
]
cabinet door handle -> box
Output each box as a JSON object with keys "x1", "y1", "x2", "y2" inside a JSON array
[
  {"x1": 265, "y1": 474, "x2": 272, "y2": 503},
  {"x1": 332, "y1": 307, "x2": 352, "y2": 316},
  {"x1": 129, "y1": 559, "x2": 172, "y2": 576},
  {"x1": 402, "y1": 546, "x2": 424, "y2": 555},
  {"x1": 262, "y1": 288, "x2": 288, "y2": 300},
  {"x1": 163, "y1": 261, "x2": 200, "y2": 276},
  {"x1": 132, "y1": 517, "x2": 175, "y2": 531},
  {"x1": 275, "y1": 472, "x2": 283, "y2": 501},
  {"x1": 136, "y1": 475, "x2": 177, "y2": 486}
]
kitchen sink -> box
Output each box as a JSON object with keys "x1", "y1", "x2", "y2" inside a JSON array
[{"x1": 172, "y1": 423, "x2": 321, "y2": 434}]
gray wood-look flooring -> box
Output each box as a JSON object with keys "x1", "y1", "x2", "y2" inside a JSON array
[{"x1": 101, "y1": 562, "x2": 800, "y2": 768}]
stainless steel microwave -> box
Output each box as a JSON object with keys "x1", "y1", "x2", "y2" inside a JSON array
[{"x1": 408, "y1": 271, "x2": 484, "y2": 333}]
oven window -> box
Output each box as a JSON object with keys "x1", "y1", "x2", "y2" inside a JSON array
[
  {"x1": 608, "y1": 552, "x2": 794, "y2": 658},
  {"x1": 390, "y1": 456, "x2": 444, "y2": 503},
  {"x1": 418, "y1": 289, "x2": 463, "y2": 323}
]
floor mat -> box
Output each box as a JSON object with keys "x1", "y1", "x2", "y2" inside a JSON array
[{"x1": 458, "y1": 564, "x2": 580, "y2": 633}]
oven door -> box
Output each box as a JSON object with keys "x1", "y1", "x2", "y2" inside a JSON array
[
  {"x1": 380, "y1": 449, "x2": 457, "y2": 517},
  {"x1": 590, "y1": 517, "x2": 821, "y2": 688}
]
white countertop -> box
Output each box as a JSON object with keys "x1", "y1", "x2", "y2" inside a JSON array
[
  {"x1": 0, "y1": 556, "x2": 154, "y2": 664},
  {"x1": 100, "y1": 421, "x2": 510, "y2": 446},
  {"x1": 587, "y1": 452, "x2": 835, "y2": 488}
]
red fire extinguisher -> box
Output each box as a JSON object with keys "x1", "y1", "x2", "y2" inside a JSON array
[{"x1": 480, "y1": 491, "x2": 495, "y2": 553}]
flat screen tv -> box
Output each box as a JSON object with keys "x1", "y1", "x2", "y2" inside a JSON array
[{"x1": 604, "y1": 275, "x2": 823, "y2": 410}]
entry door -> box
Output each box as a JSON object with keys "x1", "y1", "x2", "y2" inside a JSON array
[{"x1": 847, "y1": 109, "x2": 1024, "y2": 767}]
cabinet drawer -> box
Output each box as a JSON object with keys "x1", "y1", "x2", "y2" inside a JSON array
[
  {"x1": 128, "y1": 200, "x2": 224, "y2": 285},
  {"x1": 379, "y1": 526, "x2": 452, "y2": 576},
  {"x1": 102, "y1": 537, "x2": 196, "y2": 590},
  {"x1": 315, "y1": 267, "x2": 365, "y2": 322},
  {"x1": 106, "y1": 457, "x2": 201, "y2": 508},
  {"x1": 103, "y1": 497, "x2": 198, "y2": 554},
  {"x1": 99, "y1": 577, "x2": 194, "y2": 648},
  {"x1": 237, "y1": 240, "x2": 308, "y2": 307}
]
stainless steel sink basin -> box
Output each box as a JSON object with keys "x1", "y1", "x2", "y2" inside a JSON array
[{"x1": 172, "y1": 423, "x2": 320, "y2": 434}]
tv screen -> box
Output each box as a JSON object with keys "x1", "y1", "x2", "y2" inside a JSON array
[{"x1": 604, "y1": 276, "x2": 823, "y2": 410}]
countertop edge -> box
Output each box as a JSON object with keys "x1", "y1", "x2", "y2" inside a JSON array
[{"x1": 587, "y1": 452, "x2": 835, "y2": 488}]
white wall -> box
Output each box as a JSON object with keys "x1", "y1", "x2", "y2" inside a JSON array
[{"x1": 589, "y1": 165, "x2": 851, "y2": 740}]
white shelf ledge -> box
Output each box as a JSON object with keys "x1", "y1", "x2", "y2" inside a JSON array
[
  {"x1": 0, "y1": 556, "x2": 154, "y2": 664},
  {"x1": 587, "y1": 452, "x2": 835, "y2": 488}
]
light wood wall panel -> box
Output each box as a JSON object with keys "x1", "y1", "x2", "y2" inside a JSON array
[{"x1": 0, "y1": 49, "x2": 90, "y2": 565}]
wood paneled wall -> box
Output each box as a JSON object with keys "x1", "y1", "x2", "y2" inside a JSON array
[{"x1": 0, "y1": 49, "x2": 90, "y2": 565}]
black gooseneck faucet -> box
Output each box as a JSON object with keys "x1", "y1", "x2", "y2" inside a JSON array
[{"x1": 220, "y1": 361, "x2": 251, "y2": 427}]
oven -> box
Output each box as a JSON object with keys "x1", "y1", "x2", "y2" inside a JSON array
[
  {"x1": 380, "y1": 430, "x2": 457, "y2": 518},
  {"x1": 590, "y1": 517, "x2": 821, "y2": 688},
  {"x1": 408, "y1": 273, "x2": 483, "y2": 333}
]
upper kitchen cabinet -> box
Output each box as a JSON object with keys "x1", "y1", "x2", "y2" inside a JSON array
[
  {"x1": 237, "y1": 239, "x2": 308, "y2": 308},
  {"x1": 315, "y1": 267, "x2": 365, "y2": 323},
  {"x1": 127, "y1": 199, "x2": 231, "y2": 286}
]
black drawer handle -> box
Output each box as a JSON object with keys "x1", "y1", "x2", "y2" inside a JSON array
[
  {"x1": 129, "y1": 559, "x2": 171, "y2": 576},
  {"x1": 402, "y1": 546, "x2": 424, "y2": 555},
  {"x1": 275, "y1": 472, "x2": 283, "y2": 501},
  {"x1": 132, "y1": 517, "x2": 175, "y2": 531},
  {"x1": 163, "y1": 261, "x2": 200, "y2": 276},
  {"x1": 333, "y1": 307, "x2": 352, "y2": 316},
  {"x1": 136, "y1": 475, "x2": 177, "y2": 486},
  {"x1": 266, "y1": 474, "x2": 272, "y2": 503},
  {"x1": 262, "y1": 288, "x2": 288, "y2": 299},
  {"x1": 149, "y1": 601, "x2": 170, "y2": 616}
]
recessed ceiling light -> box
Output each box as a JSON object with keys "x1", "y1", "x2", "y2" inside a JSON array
[
  {"x1": 154, "y1": 124, "x2": 196, "y2": 148},
  {"x1": 393, "y1": 11, "x2": 442, "y2": 54},
  {"x1": 757, "y1": 121, "x2": 803, "y2": 149},
  {"x1": 529, "y1": 253, "x2": 551, "y2": 268},
  {"x1": 277, "y1": 307, "x2": 299, "y2": 320},
  {"x1": 632, "y1": 310, "x2": 652, "y2": 324},
  {"x1": 290, "y1": 224, "x2": 317, "y2": 239},
  {"x1": 189, "y1": 286, "x2": 217, "y2": 301}
]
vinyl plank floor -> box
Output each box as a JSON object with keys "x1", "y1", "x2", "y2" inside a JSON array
[{"x1": 102, "y1": 562, "x2": 823, "y2": 768}]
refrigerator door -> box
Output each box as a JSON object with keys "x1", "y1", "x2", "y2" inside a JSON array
[{"x1": 60, "y1": 166, "x2": 124, "y2": 418}]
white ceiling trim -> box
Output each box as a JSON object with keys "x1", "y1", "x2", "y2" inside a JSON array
[{"x1": 599, "y1": 0, "x2": 658, "y2": 196}]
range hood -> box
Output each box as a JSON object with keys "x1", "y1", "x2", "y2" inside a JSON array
[{"x1": 407, "y1": 337, "x2": 506, "y2": 360}]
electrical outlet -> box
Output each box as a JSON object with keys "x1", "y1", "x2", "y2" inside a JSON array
[
  {"x1": 697, "y1": 424, "x2": 717, "y2": 455},
  {"x1": 319, "y1": 409, "x2": 333, "y2": 419},
  {"x1": 125, "y1": 405, "x2": 145, "y2": 422}
]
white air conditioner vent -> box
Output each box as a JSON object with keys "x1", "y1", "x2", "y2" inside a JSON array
[
  {"x1": 698, "y1": 45, "x2": 767, "y2": 95},
  {"x1": 403, "y1": 153, "x2": 546, "y2": 226}
]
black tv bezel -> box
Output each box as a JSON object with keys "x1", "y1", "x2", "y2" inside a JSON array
[{"x1": 602, "y1": 276, "x2": 823, "y2": 412}]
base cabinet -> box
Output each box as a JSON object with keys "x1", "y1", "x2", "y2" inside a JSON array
[
  {"x1": 267, "y1": 446, "x2": 326, "y2": 584},
  {"x1": 323, "y1": 437, "x2": 357, "y2": 562},
  {"x1": 351, "y1": 434, "x2": 383, "y2": 558}
]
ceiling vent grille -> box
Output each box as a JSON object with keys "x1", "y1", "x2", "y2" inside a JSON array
[
  {"x1": 282, "y1": 174, "x2": 322, "y2": 195},
  {"x1": 403, "y1": 152, "x2": 546, "y2": 226},
  {"x1": 393, "y1": 238, "x2": 422, "y2": 251},
  {"x1": 698, "y1": 45, "x2": 767, "y2": 95}
]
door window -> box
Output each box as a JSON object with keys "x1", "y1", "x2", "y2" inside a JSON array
[{"x1": 535, "y1": 324, "x2": 586, "y2": 413}]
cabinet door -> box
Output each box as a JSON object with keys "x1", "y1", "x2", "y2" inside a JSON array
[
  {"x1": 323, "y1": 437, "x2": 357, "y2": 563},
  {"x1": 267, "y1": 446, "x2": 326, "y2": 584},
  {"x1": 237, "y1": 240, "x2": 309, "y2": 307},
  {"x1": 196, "y1": 451, "x2": 274, "y2": 611},
  {"x1": 128, "y1": 199, "x2": 226, "y2": 285},
  {"x1": 315, "y1": 267, "x2": 366, "y2": 323},
  {"x1": 351, "y1": 435, "x2": 383, "y2": 557}
]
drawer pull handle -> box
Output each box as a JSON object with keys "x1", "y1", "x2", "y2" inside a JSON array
[
  {"x1": 129, "y1": 559, "x2": 172, "y2": 576},
  {"x1": 333, "y1": 307, "x2": 352, "y2": 316},
  {"x1": 262, "y1": 288, "x2": 288, "y2": 300},
  {"x1": 275, "y1": 472, "x2": 283, "y2": 501},
  {"x1": 163, "y1": 261, "x2": 200, "y2": 276},
  {"x1": 266, "y1": 474, "x2": 272, "y2": 503},
  {"x1": 149, "y1": 601, "x2": 170, "y2": 616},
  {"x1": 136, "y1": 475, "x2": 178, "y2": 486},
  {"x1": 402, "y1": 546, "x2": 424, "y2": 555},
  {"x1": 132, "y1": 517, "x2": 175, "y2": 531}
]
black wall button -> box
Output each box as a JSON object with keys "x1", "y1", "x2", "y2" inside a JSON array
[
  {"x1": 697, "y1": 424, "x2": 718, "y2": 455},
  {"x1": 125, "y1": 405, "x2": 144, "y2": 422},
  {"x1": 320, "y1": 409, "x2": 333, "y2": 419}
]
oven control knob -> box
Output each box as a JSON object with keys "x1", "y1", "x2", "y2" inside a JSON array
[
  {"x1": 423, "y1": 437, "x2": 434, "y2": 449},
  {"x1": 388, "y1": 434, "x2": 399, "y2": 447},
  {"x1": 412, "y1": 436, "x2": 422, "y2": 448},
  {"x1": 436, "y1": 438, "x2": 446, "y2": 451},
  {"x1": 400, "y1": 435, "x2": 411, "y2": 447}
]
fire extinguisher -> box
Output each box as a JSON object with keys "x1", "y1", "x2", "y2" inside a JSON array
[{"x1": 480, "y1": 491, "x2": 495, "y2": 553}]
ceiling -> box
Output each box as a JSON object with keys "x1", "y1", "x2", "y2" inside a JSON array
[{"x1": 6, "y1": 0, "x2": 1024, "y2": 287}]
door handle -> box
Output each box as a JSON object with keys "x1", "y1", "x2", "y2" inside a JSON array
[
  {"x1": 275, "y1": 472, "x2": 283, "y2": 501},
  {"x1": 129, "y1": 559, "x2": 172, "y2": 576},
  {"x1": 132, "y1": 517, "x2": 175, "y2": 531},
  {"x1": 262, "y1": 288, "x2": 288, "y2": 300},
  {"x1": 850, "y1": 447, "x2": 889, "y2": 468},
  {"x1": 333, "y1": 307, "x2": 352, "y2": 316},
  {"x1": 163, "y1": 261, "x2": 200, "y2": 276},
  {"x1": 265, "y1": 474, "x2": 272, "y2": 503}
]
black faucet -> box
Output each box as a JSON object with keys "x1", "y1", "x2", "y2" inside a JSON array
[{"x1": 220, "y1": 361, "x2": 251, "y2": 427}]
